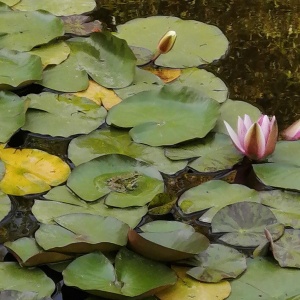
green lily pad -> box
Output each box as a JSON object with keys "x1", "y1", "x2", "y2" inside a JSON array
[
  {"x1": 170, "y1": 68, "x2": 228, "y2": 103},
  {"x1": 148, "y1": 193, "x2": 177, "y2": 216},
  {"x1": 178, "y1": 180, "x2": 258, "y2": 223},
  {"x1": 0, "y1": 10, "x2": 64, "y2": 51},
  {"x1": 1, "y1": 0, "x2": 19, "y2": 5},
  {"x1": 116, "y1": 16, "x2": 229, "y2": 68},
  {"x1": 165, "y1": 133, "x2": 243, "y2": 172},
  {"x1": 32, "y1": 199, "x2": 147, "y2": 228},
  {"x1": 259, "y1": 190, "x2": 300, "y2": 229},
  {"x1": 63, "y1": 248, "x2": 177, "y2": 298},
  {"x1": 35, "y1": 214, "x2": 129, "y2": 253},
  {"x1": 0, "y1": 2, "x2": 12, "y2": 10},
  {"x1": 0, "y1": 191, "x2": 11, "y2": 222},
  {"x1": 13, "y1": 0, "x2": 96, "y2": 16},
  {"x1": 68, "y1": 128, "x2": 187, "y2": 174},
  {"x1": 40, "y1": 32, "x2": 136, "y2": 92},
  {"x1": 0, "y1": 49, "x2": 42, "y2": 89},
  {"x1": 22, "y1": 92, "x2": 107, "y2": 137},
  {"x1": 29, "y1": 41, "x2": 70, "y2": 68},
  {"x1": 185, "y1": 244, "x2": 247, "y2": 283},
  {"x1": 114, "y1": 67, "x2": 163, "y2": 100},
  {"x1": 211, "y1": 202, "x2": 280, "y2": 247},
  {"x1": 0, "y1": 262, "x2": 54, "y2": 298},
  {"x1": 107, "y1": 85, "x2": 220, "y2": 146},
  {"x1": 214, "y1": 99, "x2": 262, "y2": 134},
  {"x1": 271, "y1": 229, "x2": 300, "y2": 268},
  {"x1": 269, "y1": 140, "x2": 300, "y2": 166},
  {"x1": 4, "y1": 237, "x2": 73, "y2": 267},
  {"x1": 0, "y1": 290, "x2": 51, "y2": 300},
  {"x1": 228, "y1": 257, "x2": 300, "y2": 299},
  {"x1": 128, "y1": 221, "x2": 209, "y2": 261},
  {"x1": 130, "y1": 46, "x2": 153, "y2": 66},
  {"x1": 0, "y1": 91, "x2": 28, "y2": 143},
  {"x1": 67, "y1": 154, "x2": 163, "y2": 204}
]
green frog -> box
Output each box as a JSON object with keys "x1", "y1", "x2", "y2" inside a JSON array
[{"x1": 106, "y1": 171, "x2": 141, "y2": 193}]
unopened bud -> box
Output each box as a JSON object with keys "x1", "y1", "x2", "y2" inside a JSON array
[{"x1": 152, "y1": 30, "x2": 177, "y2": 62}]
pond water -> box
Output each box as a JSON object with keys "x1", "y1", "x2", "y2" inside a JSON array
[{"x1": 97, "y1": 0, "x2": 300, "y2": 130}]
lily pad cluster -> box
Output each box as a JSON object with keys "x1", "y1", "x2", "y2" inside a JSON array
[{"x1": 0, "y1": 2, "x2": 299, "y2": 300}]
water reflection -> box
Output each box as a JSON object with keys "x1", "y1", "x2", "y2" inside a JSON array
[{"x1": 97, "y1": 0, "x2": 300, "y2": 129}]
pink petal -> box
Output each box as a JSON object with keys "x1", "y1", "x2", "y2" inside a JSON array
[
  {"x1": 265, "y1": 117, "x2": 278, "y2": 156},
  {"x1": 237, "y1": 116, "x2": 247, "y2": 148},
  {"x1": 244, "y1": 123, "x2": 266, "y2": 160},
  {"x1": 282, "y1": 119, "x2": 300, "y2": 141},
  {"x1": 259, "y1": 115, "x2": 271, "y2": 141},
  {"x1": 243, "y1": 115, "x2": 253, "y2": 130},
  {"x1": 224, "y1": 121, "x2": 245, "y2": 153}
]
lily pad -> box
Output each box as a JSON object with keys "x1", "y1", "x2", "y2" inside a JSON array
[
  {"x1": 0, "y1": 147, "x2": 71, "y2": 196},
  {"x1": 67, "y1": 154, "x2": 163, "y2": 204},
  {"x1": 0, "y1": 191, "x2": 11, "y2": 222},
  {"x1": 0, "y1": 2, "x2": 12, "y2": 10},
  {"x1": 178, "y1": 180, "x2": 258, "y2": 223},
  {"x1": 63, "y1": 248, "x2": 177, "y2": 298},
  {"x1": 170, "y1": 68, "x2": 228, "y2": 103},
  {"x1": 22, "y1": 92, "x2": 107, "y2": 137},
  {"x1": 228, "y1": 257, "x2": 300, "y2": 299},
  {"x1": 32, "y1": 199, "x2": 147, "y2": 228},
  {"x1": 211, "y1": 202, "x2": 280, "y2": 247},
  {"x1": 165, "y1": 133, "x2": 243, "y2": 172},
  {"x1": 130, "y1": 46, "x2": 153, "y2": 66},
  {"x1": 35, "y1": 214, "x2": 129, "y2": 253},
  {"x1": 156, "y1": 266, "x2": 231, "y2": 300},
  {"x1": 40, "y1": 32, "x2": 136, "y2": 92},
  {"x1": 271, "y1": 229, "x2": 300, "y2": 268},
  {"x1": 0, "y1": 91, "x2": 28, "y2": 143},
  {"x1": 0, "y1": 49, "x2": 42, "y2": 89},
  {"x1": 214, "y1": 99, "x2": 261, "y2": 134},
  {"x1": 116, "y1": 16, "x2": 229, "y2": 68},
  {"x1": 29, "y1": 41, "x2": 70, "y2": 68},
  {"x1": 128, "y1": 221, "x2": 209, "y2": 261},
  {"x1": 185, "y1": 244, "x2": 247, "y2": 283},
  {"x1": 13, "y1": 0, "x2": 96, "y2": 16},
  {"x1": 0, "y1": 10, "x2": 64, "y2": 51},
  {"x1": 2, "y1": 0, "x2": 19, "y2": 5},
  {"x1": 0, "y1": 290, "x2": 51, "y2": 300},
  {"x1": 4, "y1": 237, "x2": 74, "y2": 267},
  {"x1": 0, "y1": 262, "x2": 55, "y2": 298},
  {"x1": 107, "y1": 85, "x2": 220, "y2": 146},
  {"x1": 68, "y1": 128, "x2": 187, "y2": 174}
]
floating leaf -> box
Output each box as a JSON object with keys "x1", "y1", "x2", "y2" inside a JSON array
[
  {"x1": 0, "y1": 290, "x2": 51, "y2": 300},
  {"x1": 68, "y1": 128, "x2": 187, "y2": 174},
  {"x1": 0, "y1": 49, "x2": 42, "y2": 89},
  {"x1": 61, "y1": 15, "x2": 103, "y2": 35},
  {"x1": 170, "y1": 68, "x2": 228, "y2": 103},
  {"x1": 156, "y1": 266, "x2": 231, "y2": 300},
  {"x1": 0, "y1": 10, "x2": 64, "y2": 51},
  {"x1": 0, "y1": 147, "x2": 70, "y2": 195},
  {"x1": 269, "y1": 140, "x2": 300, "y2": 166},
  {"x1": 228, "y1": 257, "x2": 300, "y2": 299},
  {"x1": 35, "y1": 214, "x2": 129, "y2": 253},
  {"x1": 2, "y1": 0, "x2": 20, "y2": 5},
  {"x1": 29, "y1": 41, "x2": 70, "y2": 68},
  {"x1": 0, "y1": 191, "x2": 11, "y2": 222},
  {"x1": 214, "y1": 99, "x2": 261, "y2": 134},
  {"x1": 178, "y1": 180, "x2": 258, "y2": 223},
  {"x1": 128, "y1": 221, "x2": 209, "y2": 261},
  {"x1": 186, "y1": 244, "x2": 247, "y2": 282},
  {"x1": 211, "y1": 202, "x2": 280, "y2": 247},
  {"x1": 0, "y1": 262, "x2": 54, "y2": 298},
  {"x1": 73, "y1": 80, "x2": 121, "y2": 109},
  {"x1": 143, "y1": 66, "x2": 181, "y2": 83},
  {"x1": 271, "y1": 229, "x2": 300, "y2": 268},
  {"x1": 165, "y1": 133, "x2": 243, "y2": 172},
  {"x1": 107, "y1": 85, "x2": 220, "y2": 146},
  {"x1": 116, "y1": 16, "x2": 229, "y2": 68},
  {"x1": 0, "y1": 91, "x2": 28, "y2": 143},
  {"x1": 67, "y1": 154, "x2": 163, "y2": 204},
  {"x1": 63, "y1": 248, "x2": 177, "y2": 298},
  {"x1": 4, "y1": 237, "x2": 73, "y2": 267},
  {"x1": 148, "y1": 193, "x2": 177, "y2": 215},
  {"x1": 22, "y1": 92, "x2": 107, "y2": 137},
  {"x1": 40, "y1": 32, "x2": 136, "y2": 92},
  {"x1": 130, "y1": 46, "x2": 153, "y2": 66},
  {"x1": 13, "y1": 0, "x2": 96, "y2": 16},
  {"x1": 0, "y1": 2, "x2": 13, "y2": 10}
]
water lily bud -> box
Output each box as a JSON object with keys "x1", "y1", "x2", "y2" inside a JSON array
[
  {"x1": 152, "y1": 30, "x2": 177, "y2": 61},
  {"x1": 281, "y1": 119, "x2": 300, "y2": 141},
  {"x1": 224, "y1": 114, "x2": 278, "y2": 161}
]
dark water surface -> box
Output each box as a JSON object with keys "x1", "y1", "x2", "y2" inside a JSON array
[{"x1": 98, "y1": 0, "x2": 300, "y2": 130}]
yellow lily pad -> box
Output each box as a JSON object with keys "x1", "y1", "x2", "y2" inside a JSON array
[
  {"x1": 143, "y1": 66, "x2": 181, "y2": 83},
  {"x1": 156, "y1": 266, "x2": 231, "y2": 300},
  {"x1": 0, "y1": 147, "x2": 70, "y2": 195},
  {"x1": 74, "y1": 80, "x2": 121, "y2": 110}
]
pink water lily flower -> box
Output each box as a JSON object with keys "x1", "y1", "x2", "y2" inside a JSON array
[
  {"x1": 282, "y1": 119, "x2": 300, "y2": 141},
  {"x1": 224, "y1": 114, "x2": 278, "y2": 161}
]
